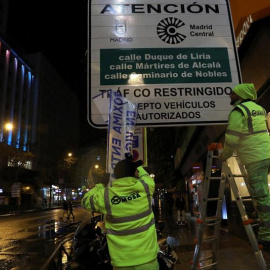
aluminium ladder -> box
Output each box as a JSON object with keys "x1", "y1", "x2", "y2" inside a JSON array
[{"x1": 191, "y1": 143, "x2": 267, "y2": 270}]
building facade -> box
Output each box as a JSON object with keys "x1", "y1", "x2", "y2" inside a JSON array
[{"x1": 0, "y1": 37, "x2": 79, "y2": 211}]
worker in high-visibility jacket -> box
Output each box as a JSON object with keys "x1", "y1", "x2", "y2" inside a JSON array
[
  {"x1": 219, "y1": 83, "x2": 270, "y2": 248},
  {"x1": 81, "y1": 158, "x2": 159, "y2": 269}
]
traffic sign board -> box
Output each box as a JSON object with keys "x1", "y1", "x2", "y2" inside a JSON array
[
  {"x1": 131, "y1": 127, "x2": 147, "y2": 166},
  {"x1": 88, "y1": 0, "x2": 241, "y2": 128}
]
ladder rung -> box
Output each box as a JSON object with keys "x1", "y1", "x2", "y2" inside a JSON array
[
  {"x1": 197, "y1": 217, "x2": 220, "y2": 225},
  {"x1": 209, "y1": 176, "x2": 223, "y2": 180},
  {"x1": 199, "y1": 255, "x2": 214, "y2": 262},
  {"x1": 207, "y1": 197, "x2": 221, "y2": 202},
  {"x1": 198, "y1": 262, "x2": 218, "y2": 269},
  {"x1": 202, "y1": 236, "x2": 217, "y2": 243},
  {"x1": 206, "y1": 222, "x2": 221, "y2": 227},
  {"x1": 205, "y1": 216, "x2": 219, "y2": 222},
  {"x1": 232, "y1": 174, "x2": 246, "y2": 177},
  {"x1": 241, "y1": 196, "x2": 251, "y2": 200},
  {"x1": 197, "y1": 220, "x2": 221, "y2": 227}
]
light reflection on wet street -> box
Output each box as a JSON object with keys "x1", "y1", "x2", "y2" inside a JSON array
[
  {"x1": 2, "y1": 204, "x2": 268, "y2": 270},
  {"x1": 0, "y1": 206, "x2": 91, "y2": 270}
]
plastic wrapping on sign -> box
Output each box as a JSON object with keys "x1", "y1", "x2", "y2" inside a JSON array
[{"x1": 106, "y1": 90, "x2": 138, "y2": 177}]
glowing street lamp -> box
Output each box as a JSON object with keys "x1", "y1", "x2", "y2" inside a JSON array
[
  {"x1": 5, "y1": 122, "x2": 14, "y2": 131},
  {"x1": 67, "y1": 152, "x2": 73, "y2": 157},
  {"x1": 0, "y1": 122, "x2": 14, "y2": 143}
]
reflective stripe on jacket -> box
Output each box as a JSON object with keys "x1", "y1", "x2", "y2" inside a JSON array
[
  {"x1": 81, "y1": 166, "x2": 159, "y2": 267},
  {"x1": 223, "y1": 100, "x2": 270, "y2": 165}
]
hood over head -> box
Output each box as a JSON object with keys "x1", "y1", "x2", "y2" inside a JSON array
[
  {"x1": 232, "y1": 83, "x2": 257, "y2": 100},
  {"x1": 114, "y1": 159, "x2": 143, "y2": 179}
]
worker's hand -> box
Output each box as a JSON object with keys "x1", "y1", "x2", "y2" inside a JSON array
[
  {"x1": 136, "y1": 160, "x2": 143, "y2": 167},
  {"x1": 125, "y1": 152, "x2": 134, "y2": 161}
]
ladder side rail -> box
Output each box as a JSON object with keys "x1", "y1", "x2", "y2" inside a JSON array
[
  {"x1": 211, "y1": 168, "x2": 227, "y2": 266},
  {"x1": 192, "y1": 151, "x2": 223, "y2": 270},
  {"x1": 200, "y1": 151, "x2": 215, "y2": 219},
  {"x1": 192, "y1": 243, "x2": 202, "y2": 270},
  {"x1": 235, "y1": 156, "x2": 258, "y2": 213},
  {"x1": 192, "y1": 150, "x2": 214, "y2": 269},
  {"x1": 224, "y1": 163, "x2": 267, "y2": 270}
]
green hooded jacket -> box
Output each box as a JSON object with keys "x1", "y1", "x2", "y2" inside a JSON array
[
  {"x1": 223, "y1": 85, "x2": 270, "y2": 165},
  {"x1": 81, "y1": 166, "x2": 159, "y2": 267}
]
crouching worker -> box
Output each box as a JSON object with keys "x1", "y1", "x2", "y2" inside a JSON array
[{"x1": 81, "y1": 158, "x2": 159, "y2": 270}]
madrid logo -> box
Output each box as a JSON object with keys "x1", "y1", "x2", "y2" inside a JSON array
[{"x1": 157, "y1": 17, "x2": 186, "y2": 44}]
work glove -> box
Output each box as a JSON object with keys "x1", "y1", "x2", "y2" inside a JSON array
[
  {"x1": 136, "y1": 160, "x2": 143, "y2": 167},
  {"x1": 125, "y1": 152, "x2": 143, "y2": 169},
  {"x1": 125, "y1": 152, "x2": 134, "y2": 161}
]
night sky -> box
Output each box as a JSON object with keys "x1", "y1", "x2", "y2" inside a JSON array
[
  {"x1": 7, "y1": 0, "x2": 87, "y2": 88},
  {"x1": 6, "y1": 0, "x2": 107, "y2": 146}
]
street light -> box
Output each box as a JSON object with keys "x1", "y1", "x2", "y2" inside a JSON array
[
  {"x1": 5, "y1": 122, "x2": 13, "y2": 131},
  {"x1": 67, "y1": 152, "x2": 73, "y2": 157},
  {"x1": 5, "y1": 123, "x2": 13, "y2": 145},
  {"x1": 0, "y1": 122, "x2": 14, "y2": 142}
]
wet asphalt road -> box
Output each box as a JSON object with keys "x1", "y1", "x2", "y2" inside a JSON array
[{"x1": 0, "y1": 206, "x2": 92, "y2": 270}]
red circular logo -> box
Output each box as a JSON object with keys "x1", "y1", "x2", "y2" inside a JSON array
[{"x1": 132, "y1": 150, "x2": 139, "y2": 161}]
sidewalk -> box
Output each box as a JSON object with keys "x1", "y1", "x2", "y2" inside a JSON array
[{"x1": 167, "y1": 213, "x2": 270, "y2": 270}]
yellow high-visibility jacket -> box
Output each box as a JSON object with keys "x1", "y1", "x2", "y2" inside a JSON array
[
  {"x1": 81, "y1": 166, "x2": 159, "y2": 267},
  {"x1": 223, "y1": 100, "x2": 270, "y2": 165}
]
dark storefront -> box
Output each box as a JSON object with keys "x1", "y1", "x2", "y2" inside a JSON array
[{"x1": 0, "y1": 166, "x2": 39, "y2": 212}]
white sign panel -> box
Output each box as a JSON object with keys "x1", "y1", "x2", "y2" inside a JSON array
[
  {"x1": 88, "y1": 0, "x2": 242, "y2": 128},
  {"x1": 132, "y1": 127, "x2": 147, "y2": 166}
]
